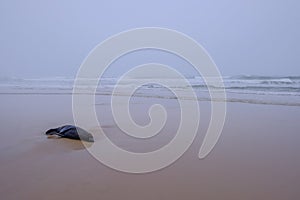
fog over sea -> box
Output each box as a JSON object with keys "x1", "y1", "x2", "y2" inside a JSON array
[{"x1": 1, "y1": 75, "x2": 300, "y2": 106}]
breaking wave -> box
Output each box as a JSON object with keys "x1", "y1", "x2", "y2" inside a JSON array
[{"x1": 0, "y1": 75, "x2": 300, "y2": 106}]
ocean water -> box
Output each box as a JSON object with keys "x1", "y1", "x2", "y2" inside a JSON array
[{"x1": 1, "y1": 75, "x2": 300, "y2": 106}]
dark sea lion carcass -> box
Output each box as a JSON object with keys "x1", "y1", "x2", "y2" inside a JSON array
[{"x1": 46, "y1": 125, "x2": 94, "y2": 142}]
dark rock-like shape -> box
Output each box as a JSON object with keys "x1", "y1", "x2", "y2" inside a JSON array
[{"x1": 46, "y1": 125, "x2": 94, "y2": 142}]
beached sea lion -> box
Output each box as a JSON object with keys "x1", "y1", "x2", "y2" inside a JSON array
[{"x1": 46, "y1": 125, "x2": 94, "y2": 142}]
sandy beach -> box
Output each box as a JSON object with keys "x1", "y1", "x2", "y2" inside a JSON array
[
  {"x1": 1, "y1": 0, "x2": 300, "y2": 199},
  {"x1": 0, "y1": 93, "x2": 299, "y2": 200}
]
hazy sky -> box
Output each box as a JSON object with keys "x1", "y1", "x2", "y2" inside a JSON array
[{"x1": 0, "y1": 0, "x2": 299, "y2": 78}]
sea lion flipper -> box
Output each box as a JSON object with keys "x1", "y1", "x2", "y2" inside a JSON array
[{"x1": 45, "y1": 128, "x2": 58, "y2": 135}]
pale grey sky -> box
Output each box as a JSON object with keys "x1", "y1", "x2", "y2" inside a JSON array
[{"x1": 0, "y1": 0, "x2": 299, "y2": 78}]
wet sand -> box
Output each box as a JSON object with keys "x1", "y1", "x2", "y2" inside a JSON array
[{"x1": 0, "y1": 94, "x2": 300, "y2": 200}]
